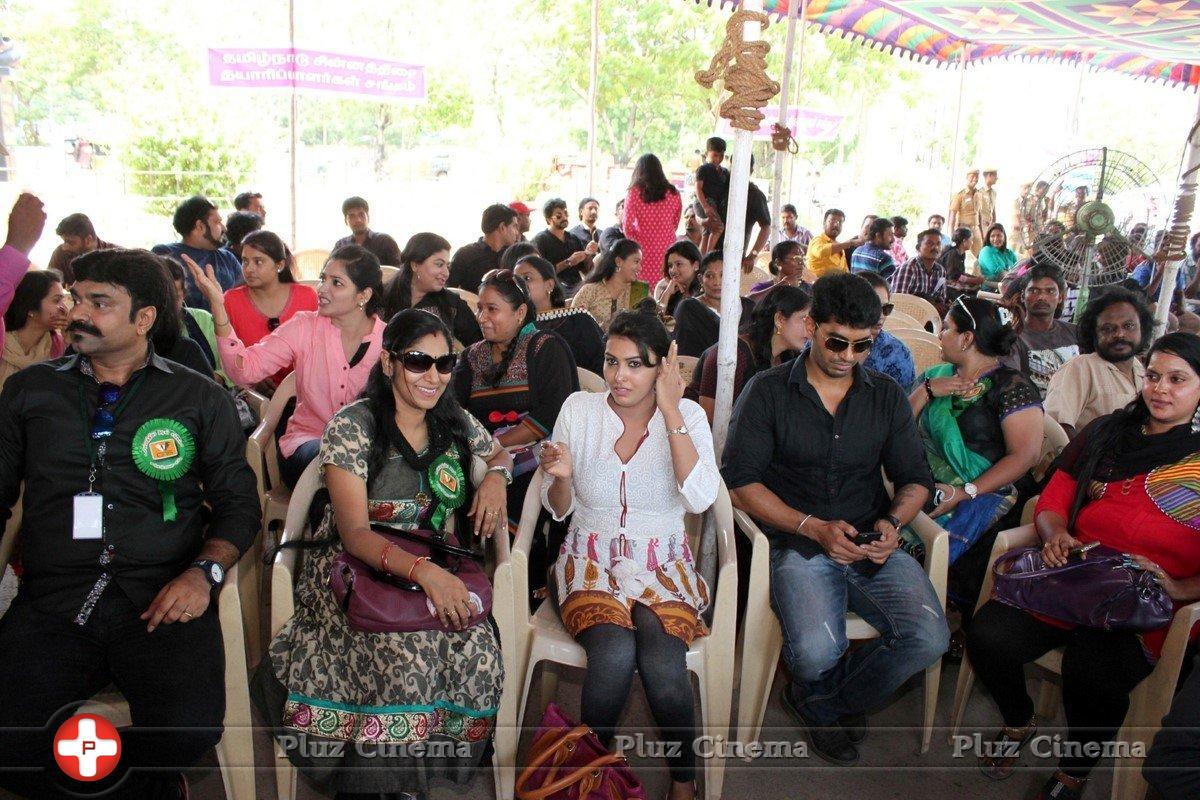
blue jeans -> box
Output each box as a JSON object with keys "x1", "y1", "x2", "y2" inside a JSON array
[
  {"x1": 769, "y1": 543, "x2": 949, "y2": 725},
  {"x1": 280, "y1": 439, "x2": 321, "y2": 489}
]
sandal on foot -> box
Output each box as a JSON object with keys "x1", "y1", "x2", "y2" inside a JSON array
[
  {"x1": 1027, "y1": 770, "x2": 1087, "y2": 800},
  {"x1": 979, "y1": 718, "x2": 1037, "y2": 780}
]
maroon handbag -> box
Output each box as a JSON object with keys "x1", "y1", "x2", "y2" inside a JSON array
[
  {"x1": 516, "y1": 703, "x2": 645, "y2": 800},
  {"x1": 991, "y1": 544, "x2": 1174, "y2": 632},
  {"x1": 328, "y1": 525, "x2": 492, "y2": 633}
]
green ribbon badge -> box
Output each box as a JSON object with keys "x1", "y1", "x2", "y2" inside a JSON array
[
  {"x1": 131, "y1": 419, "x2": 196, "y2": 522},
  {"x1": 426, "y1": 452, "x2": 466, "y2": 530}
]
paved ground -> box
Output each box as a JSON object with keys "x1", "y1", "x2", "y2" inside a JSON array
[{"x1": 0, "y1": 647, "x2": 1126, "y2": 800}]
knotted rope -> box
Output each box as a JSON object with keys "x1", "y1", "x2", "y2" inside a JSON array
[{"x1": 695, "y1": 10, "x2": 780, "y2": 132}]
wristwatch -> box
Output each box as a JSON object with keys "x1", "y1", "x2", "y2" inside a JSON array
[
  {"x1": 190, "y1": 559, "x2": 226, "y2": 589},
  {"x1": 884, "y1": 514, "x2": 902, "y2": 530},
  {"x1": 667, "y1": 424, "x2": 689, "y2": 436},
  {"x1": 963, "y1": 482, "x2": 979, "y2": 499},
  {"x1": 486, "y1": 465, "x2": 514, "y2": 485}
]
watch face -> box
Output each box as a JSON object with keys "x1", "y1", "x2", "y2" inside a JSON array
[{"x1": 209, "y1": 563, "x2": 225, "y2": 584}]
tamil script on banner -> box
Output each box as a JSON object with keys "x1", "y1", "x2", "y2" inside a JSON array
[
  {"x1": 717, "y1": 107, "x2": 844, "y2": 142},
  {"x1": 208, "y1": 47, "x2": 425, "y2": 101}
]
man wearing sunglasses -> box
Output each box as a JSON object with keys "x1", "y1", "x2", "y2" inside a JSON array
[
  {"x1": 0, "y1": 248, "x2": 261, "y2": 799},
  {"x1": 723, "y1": 272, "x2": 947, "y2": 767}
]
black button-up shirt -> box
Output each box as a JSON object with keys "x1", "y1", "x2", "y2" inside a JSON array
[
  {"x1": 721, "y1": 352, "x2": 933, "y2": 554},
  {"x1": 0, "y1": 351, "x2": 261, "y2": 615},
  {"x1": 333, "y1": 229, "x2": 402, "y2": 266},
  {"x1": 447, "y1": 237, "x2": 504, "y2": 292}
]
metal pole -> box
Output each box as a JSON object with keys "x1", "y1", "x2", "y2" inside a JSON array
[
  {"x1": 768, "y1": 0, "x2": 802, "y2": 249},
  {"x1": 785, "y1": 0, "x2": 810, "y2": 219},
  {"x1": 1152, "y1": 94, "x2": 1200, "y2": 341},
  {"x1": 587, "y1": 0, "x2": 599, "y2": 197},
  {"x1": 946, "y1": 47, "x2": 967, "y2": 209},
  {"x1": 288, "y1": 0, "x2": 298, "y2": 251},
  {"x1": 713, "y1": 0, "x2": 765, "y2": 457}
]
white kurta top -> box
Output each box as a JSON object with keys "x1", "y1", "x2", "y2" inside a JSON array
[{"x1": 543, "y1": 391, "x2": 719, "y2": 640}]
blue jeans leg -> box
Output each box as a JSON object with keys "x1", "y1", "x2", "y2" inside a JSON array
[
  {"x1": 280, "y1": 439, "x2": 320, "y2": 489},
  {"x1": 771, "y1": 546, "x2": 949, "y2": 725}
]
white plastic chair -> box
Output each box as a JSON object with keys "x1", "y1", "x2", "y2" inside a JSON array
[
  {"x1": 576, "y1": 367, "x2": 607, "y2": 393},
  {"x1": 947, "y1": 523, "x2": 1200, "y2": 800},
  {"x1": 882, "y1": 309, "x2": 922, "y2": 332},
  {"x1": 269, "y1": 458, "x2": 517, "y2": 800},
  {"x1": 892, "y1": 328, "x2": 947, "y2": 378},
  {"x1": 292, "y1": 249, "x2": 330, "y2": 281},
  {"x1": 0, "y1": 502, "x2": 256, "y2": 800},
  {"x1": 380, "y1": 265, "x2": 400, "y2": 286},
  {"x1": 506, "y1": 469, "x2": 738, "y2": 800},
  {"x1": 733, "y1": 506, "x2": 950, "y2": 754},
  {"x1": 446, "y1": 287, "x2": 480, "y2": 315},
  {"x1": 892, "y1": 293, "x2": 942, "y2": 334}
]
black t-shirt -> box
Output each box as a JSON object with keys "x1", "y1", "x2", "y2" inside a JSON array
[
  {"x1": 448, "y1": 238, "x2": 504, "y2": 292},
  {"x1": 533, "y1": 229, "x2": 587, "y2": 291},
  {"x1": 696, "y1": 162, "x2": 730, "y2": 217},
  {"x1": 747, "y1": 183, "x2": 770, "y2": 229}
]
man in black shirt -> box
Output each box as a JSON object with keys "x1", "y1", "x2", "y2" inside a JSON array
[
  {"x1": 447, "y1": 203, "x2": 521, "y2": 292},
  {"x1": 0, "y1": 248, "x2": 260, "y2": 799},
  {"x1": 533, "y1": 198, "x2": 595, "y2": 297},
  {"x1": 723, "y1": 272, "x2": 947, "y2": 767},
  {"x1": 598, "y1": 198, "x2": 626, "y2": 253},
  {"x1": 333, "y1": 195, "x2": 402, "y2": 266}
]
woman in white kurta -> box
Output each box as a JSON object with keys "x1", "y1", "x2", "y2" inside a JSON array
[{"x1": 541, "y1": 309, "x2": 718, "y2": 800}]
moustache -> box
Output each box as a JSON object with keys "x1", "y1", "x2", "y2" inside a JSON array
[{"x1": 67, "y1": 322, "x2": 103, "y2": 337}]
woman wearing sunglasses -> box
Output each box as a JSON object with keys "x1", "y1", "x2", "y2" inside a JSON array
[
  {"x1": 381, "y1": 232, "x2": 482, "y2": 350},
  {"x1": 191, "y1": 244, "x2": 385, "y2": 488},
  {"x1": 221, "y1": 230, "x2": 317, "y2": 390},
  {"x1": 541, "y1": 309, "x2": 719, "y2": 800},
  {"x1": 258, "y1": 309, "x2": 512, "y2": 800},
  {"x1": 513, "y1": 254, "x2": 605, "y2": 376},
  {"x1": 907, "y1": 295, "x2": 1043, "y2": 612},
  {"x1": 452, "y1": 268, "x2": 579, "y2": 598}
]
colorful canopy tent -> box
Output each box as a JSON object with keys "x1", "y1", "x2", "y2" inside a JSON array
[{"x1": 694, "y1": 0, "x2": 1200, "y2": 90}]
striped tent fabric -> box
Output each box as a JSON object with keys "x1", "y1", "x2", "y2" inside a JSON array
[{"x1": 693, "y1": 0, "x2": 1200, "y2": 91}]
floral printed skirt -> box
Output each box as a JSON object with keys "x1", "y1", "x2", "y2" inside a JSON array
[
  {"x1": 254, "y1": 511, "x2": 504, "y2": 795},
  {"x1": 552, "y1": 527, "x2": 710, "y2": 646}
]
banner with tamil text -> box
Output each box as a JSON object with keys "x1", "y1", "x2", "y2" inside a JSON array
[{"x1": 208, "y1": 47, "x2": 425, "y2": 101}]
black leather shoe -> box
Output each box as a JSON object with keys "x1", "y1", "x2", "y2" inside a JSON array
[
  {"x1": 839, "y1": 711, "x2": 868, "y2": 744},
  {"x1": 783, "y1": 685, "x2": 859, "y2": 766}
]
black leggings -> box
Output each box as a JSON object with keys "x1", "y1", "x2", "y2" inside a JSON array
[
  {"x1": 966, "y1": 600, "x2": 1154, "y2": 778},
  {"x1": 578, "y1": 604, "x2": 696, "y2": 783}
]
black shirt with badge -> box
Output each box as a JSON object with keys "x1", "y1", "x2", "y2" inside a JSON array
[{"x1": 0, "y1": 350, "x2": 261, "y2": 616}]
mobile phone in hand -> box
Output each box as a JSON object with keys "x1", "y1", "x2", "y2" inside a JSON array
[{"x1": 848, "y1": 531, "x2": 883, "y2": 546}]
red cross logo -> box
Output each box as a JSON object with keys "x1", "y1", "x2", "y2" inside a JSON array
[{"x1": 53, "y1": 713, "x2": 122, "y2": 781}]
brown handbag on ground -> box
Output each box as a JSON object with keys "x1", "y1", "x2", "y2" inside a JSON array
[{"x1": 515, "y1": 702, "x2": 646, "y2": 800}]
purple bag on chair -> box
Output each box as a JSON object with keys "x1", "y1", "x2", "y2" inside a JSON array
[{"x1": 990, "y1": 544, "x2": 1174, "y2": 632}]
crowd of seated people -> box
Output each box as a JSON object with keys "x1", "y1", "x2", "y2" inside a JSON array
[{"x1": 1, "y1": 177, "x2": 1198, "y2": 800}]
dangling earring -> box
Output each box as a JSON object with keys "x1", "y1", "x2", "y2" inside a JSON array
[
  {"x1": 358, "y1": 302, "x2": 365, "y2": 310},
  {"x1": 774, "y1": 326, "x2": 782, "y2": 335},
  {"x1": 1191, "y1": 405, "x2": 1200, "y2": 434}
]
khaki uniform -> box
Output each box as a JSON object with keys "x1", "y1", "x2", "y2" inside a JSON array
[{"x1": 949, "y1": 188, "x2": 984, "y2": 256}]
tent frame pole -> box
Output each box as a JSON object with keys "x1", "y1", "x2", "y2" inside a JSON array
[
  {"x1": 1153, "y1": 92, "x2": 1200, "y2": 341},
  {"x1": 587, "y1": 0, "x2": 599, "y2": 197},
  {"x1": 946, "y1": 47, "x2": 967, "y2": 208},
  {"x1": 713, "y1": 0, "x2": 765, "y2": 456},
  {"x1": 769, "y1": 0, "x2": 804, "y2": 249}
]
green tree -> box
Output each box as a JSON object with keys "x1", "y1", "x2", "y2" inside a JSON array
[{"x1": 123, "y1": 133, "x2": 252, "y2": 215}]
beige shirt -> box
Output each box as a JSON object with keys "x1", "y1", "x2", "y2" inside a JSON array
[
  {"x1": 979, "y1": 186, "x2": 997, "y2": 229},
  {"x1": 1044, "y1": 352, "x2": 1145, "y2": 433},
  {"x1": 949, "y1": 188, "x2": 981, "y2": 228}
]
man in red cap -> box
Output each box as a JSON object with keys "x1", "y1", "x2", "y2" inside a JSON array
[{"x1": 509, "y1": 201, "x2": 532, "y2": 241}]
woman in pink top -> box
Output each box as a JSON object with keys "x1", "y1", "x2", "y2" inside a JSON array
[
  {"x1": 625, "y1": 153, "x2": 682, "y2": 285},
  {"x1": 222, "y1": 230, "x2": 318, "y2": 388},
  {"x1": 190, "y1": 244, "x2": 385, "y2": 487}
]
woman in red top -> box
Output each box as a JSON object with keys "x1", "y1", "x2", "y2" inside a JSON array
[
  {"x1": 624, "y1": 153, "x2": 682, "y2": 285},
  {"x1": 965, "y1": 331, "x2": 1200, "y2": 800},
  {"x1": 222, "y1": 230, "x2": 317, "y2": 388}
]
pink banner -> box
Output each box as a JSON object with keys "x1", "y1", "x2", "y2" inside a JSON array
[
  {"x1": 718, "y1": 107, "x2": 844, "y2": 142},
  {"x1": 208, "y1": 47, "x2": 425, "y2": 100}
]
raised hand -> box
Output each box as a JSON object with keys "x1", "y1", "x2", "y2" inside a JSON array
[{"x1": 655, "y1": 340, "x2": 685, "y2": 414}]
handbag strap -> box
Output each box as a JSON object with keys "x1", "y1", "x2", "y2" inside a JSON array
[
  {"x1": 516, "y1": 725, "x2": 626, "y2": 799},
  {"x1": 370, "y1": 524, "x2": 484, "y2": 563}
]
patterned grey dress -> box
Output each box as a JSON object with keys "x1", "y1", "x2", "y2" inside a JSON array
[{"x1": 259, "y1": 399, "x2": 504, "y2": 796}]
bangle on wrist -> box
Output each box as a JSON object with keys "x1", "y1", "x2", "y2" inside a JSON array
[
  {"x1": 408, "y1": 556, "x2": 430, "y2": 582},
  {"x1": 796, "y1": 513, "x2": 813, "y2": 535},
  {"x1": 380, "y1": 541, "x2": 398, "y2": 573},
  {"x1": 924, "y1": 378, "x2": 935, "y2": 402}
]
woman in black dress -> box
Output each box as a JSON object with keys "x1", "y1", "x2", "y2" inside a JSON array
[
  {"x1": 672, "y1": 250, "x2": 754, "y2": 358},
  {"x1": 514, "y1": 254, "x2": 605, "y2": 376},
  {"x1": 382, "y1": 233, "x2": 482, "y2": 348}
]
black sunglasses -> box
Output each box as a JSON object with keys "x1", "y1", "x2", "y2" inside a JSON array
[
  {"x1": 396, "y1": 350, "x2": 456, "y2": 375},
  {"x1": 824, "y1": 335, "x2": 874, "y2": 354},
  {"x1": 91, "y1": 383, "x2": 121, "y2": 439}
]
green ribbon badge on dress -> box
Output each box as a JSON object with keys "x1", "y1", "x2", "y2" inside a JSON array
[
  {"x1": 427, "y1": 453, "x2": 466, "y2": 530},
  {"x1": 131, "y1": 419, "x2": 196, "y2": 521}
]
